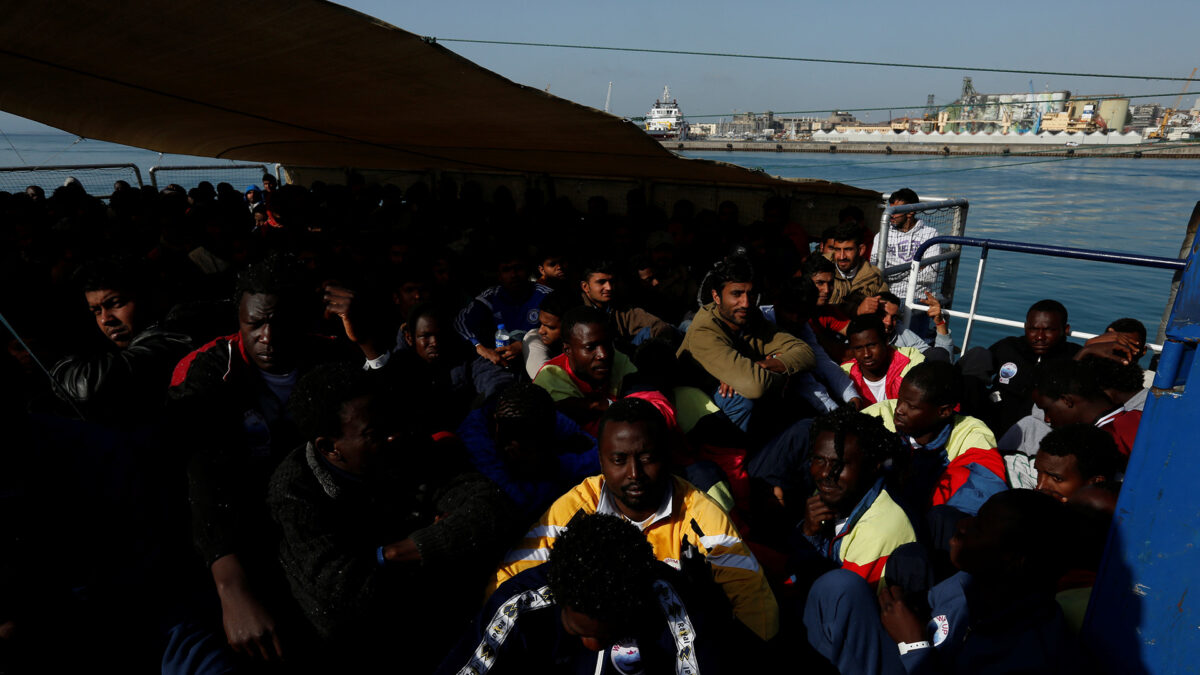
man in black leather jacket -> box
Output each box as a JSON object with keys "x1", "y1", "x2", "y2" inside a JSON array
[{"x1": 50, "y1": 259, "x2": 193, "y2": 427}]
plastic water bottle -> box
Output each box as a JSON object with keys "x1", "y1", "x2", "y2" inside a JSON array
[{"x1": 494, "y1": 323, "x2": 510, "y2": 349}]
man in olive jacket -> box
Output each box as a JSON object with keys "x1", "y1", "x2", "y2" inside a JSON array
[
  {"x1": 828, "y1": 221, "x2": 889, "y2": 316},
  {"x1": 677, "y1": 256, "x2": 814, "y2": 436}
]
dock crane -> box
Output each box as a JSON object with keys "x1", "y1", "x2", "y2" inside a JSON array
[{"x1": 1148, "y1": 67, "x2": 1197, "y2": 139}]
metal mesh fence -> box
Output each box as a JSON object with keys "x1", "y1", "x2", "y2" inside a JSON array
[
  {"x1": 873, "y1": 199, "x2": 968, "y2": 310},
  {"x1": 149, "y1": 164, "x2": 273, "y2": 191},
  {"x1": 0, "y1": 164, "x2": 143, "y2": 197}
]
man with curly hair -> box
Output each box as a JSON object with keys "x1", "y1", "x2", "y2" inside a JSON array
[
  {"x1": 791, "y1": 408, "x2": 918, "y2": 590},
  {"x1": 1033, "y1": 423, "x2": 1121, "y2": 502},
  {"x1": 440, "y1": 513, "x2": 728, "y2": 674}
]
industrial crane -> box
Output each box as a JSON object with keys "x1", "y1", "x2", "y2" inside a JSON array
[{"x1": 1148, "y1": 66, "x2": 1197, "y2": 139}]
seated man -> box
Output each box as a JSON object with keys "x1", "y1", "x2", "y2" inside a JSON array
[
  {"x1": 872, "y1": 188, "x2": 941, "y2": 315},
  {"x1": 533, "y1": 306, "x2": 637, "y2": 435},
  {"x1": 792, "y1": 408, "x2": 917, "y2": 589},
  {"x1": 269, "y1": 364, "x2": 517, "y2": 672},
  {"x1": 168, "y1": 254, "x2": 355, "y2": 662},
  {"x1": 877, "y1": 291, "x2": 953, "y2": 361},
  {"x1": 457, "y1": 382, "x2": 598, "y2": 518},
  {"x1": 534, "y1": 245, "x2": 569, "y2": 290},
  {"x1": 1034, "y1": 423, "x2": 1121, "y2": 502},
  {"x1": 441, "y1": 513, "x2": 729, "y2": 674},
  {"x1": 490, "y1": 397, "x2": 779, "y2": 641},
  {"x1": 51, "y1": 258, "x2": 193, "y2": 426},
  {"x1": 520, "y1": 289, "x2": 576, "y2": 379},
  {"x1": 864, "y1": 361, "x2": 1007, "y2": 516},
  {"x1": 386, "y1": 303, "x2": 482, "y2": 429},
  {"x1": 805, "y1": 490, "x2": 1079, "y2": 675},
  {"x1": 827, "y1": 221, "x2": 889, "y2": 316},
  {"x1": 578, "y1": 259, "x2": 677, "y2": 350},
  {"x1": 841, "y1": 315, "x2": 925, "y2": 405},
  {"x1": 958, "y1": 299, "x2": 1081, "y2": 437},
  {"x1": 763, "y1": 275, "x2": 864, "y2": 413},
  {"x1": 1032, "y1": 359, "x2": 1139, "y2": 459},
  {"x1": 1000, "y1": 321, "x2": 1148, "y2": 469},
  {"x1": 454, "y1": 249, "x2": 552, "y2": 370},
  {"x1": 677, "y1": 255, "x2": 815, "y2": 434},
  {"x1": 802, "y1": 253, "x2": 852, "y2": 363}
]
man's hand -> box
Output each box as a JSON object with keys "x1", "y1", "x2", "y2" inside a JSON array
[
  {"x1": 477, "y1": 342, "x2": 522, "y2": 367},
  {"x1": 382, "y1": 537, "x2": 422, "y2": 564},
  {"x1": 322, "y1": 283, "x2": 360, "y2": 340},
  {"x1": 772, "y1": 485, "x2": 787, "y2": 508},
  {"x1": 324, "y1": 282, "x2": 382, "y2": 359},
  {"x1": 856, "y1": 295, "x2": 882, "y2": 316},
  {"x1": 586, "y1": 397, "x2": 611, "y2": 413},
  {"x1": 1078, "y1": 332, "x2": 1142, "y2": 365},
  {"x1": 848, "y1": 396, "x2": 867, "y2": 411},
  {"x1": 802, "y1": 494, "x2": 836, "y2": 537},
  {"x1": 878, "y1": 586, "x2": 926, "y2": 645},
  {"x1": 755, "y1": 357, "x2": 788, "y2": 374},
  {"x1": 923, "y1": 292, "x2": 950, "y2": 334},
  {"x1": 211, "y1": 556, "x2": 284, "y2": 662},
  {"x1": 499, "y1": 342, "x2": 523, "y2": 364},
  {"x1": 718, "y1": 381, "x2": 736, "y2": 399}
]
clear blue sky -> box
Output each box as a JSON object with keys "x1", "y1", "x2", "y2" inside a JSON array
[{"x1": 2, "y1": 0, "x2": 1198, "y2": 132}]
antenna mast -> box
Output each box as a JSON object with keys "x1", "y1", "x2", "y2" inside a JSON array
[{"x1": 604, "y1": 82, "x2": 613, "y2": 113}]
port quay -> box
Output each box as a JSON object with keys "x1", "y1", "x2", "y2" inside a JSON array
[
  {"x1": 663, "y1": 139, "x2": 1200, "y2": 158},
  {"x1": 650, "y1": 77, "x2": 1200, "y2": 158}
]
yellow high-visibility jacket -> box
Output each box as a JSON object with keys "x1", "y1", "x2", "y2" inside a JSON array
[{"x1": 488, "y1": 474, "x2": 779, "y2": 640}]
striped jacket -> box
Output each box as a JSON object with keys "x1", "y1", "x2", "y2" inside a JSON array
[
  {"x1": 488, "y1": 474, "x2": 779, "y2": 640},
  {"x1": 800, "y1": 478, "x2": 917, "y2": 590},
  {"x1": 864, "y1": 399, "x2": 1007, "y2": 516}
]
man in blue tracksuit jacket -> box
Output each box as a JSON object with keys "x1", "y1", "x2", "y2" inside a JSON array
[{"x1": 803, "y1": 489, "x2": 1080, "y2": 675}]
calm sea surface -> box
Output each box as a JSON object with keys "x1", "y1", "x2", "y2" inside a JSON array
[{"x1": 1, "y1": 134, "x2": 1196, "y2": 357}]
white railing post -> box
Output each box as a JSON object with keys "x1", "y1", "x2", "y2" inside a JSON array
[
  {"x1": 902, "y1": 260, "x2": 920, "y2": 331},
  {"x1": 959, "y1": 246, "x2": 990, "y2": 356}
]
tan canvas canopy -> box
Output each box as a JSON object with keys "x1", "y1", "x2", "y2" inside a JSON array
[{"x1": 0, "y1": 0, "x2": 875, "y2": 199}]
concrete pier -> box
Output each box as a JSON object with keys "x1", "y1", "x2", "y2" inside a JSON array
[{"x1": 664, "y1": 140, "x2": 1200, "y2": 159}]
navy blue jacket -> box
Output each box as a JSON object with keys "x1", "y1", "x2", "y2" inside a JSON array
[
  {"x1": 903, "y1": 572, "x2": 1079, "y2": 675},
  {"x1": 457, "y1": 407, "x2": 598, "y2": 518}
]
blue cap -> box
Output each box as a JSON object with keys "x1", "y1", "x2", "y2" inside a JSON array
[{"x1": 245, "y1": 184, "x2": 261, "y2": 194}]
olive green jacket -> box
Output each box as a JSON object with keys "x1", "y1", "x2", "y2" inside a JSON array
[{"x1": 676, "y1": 302, "x2": 814, "y2": 399}]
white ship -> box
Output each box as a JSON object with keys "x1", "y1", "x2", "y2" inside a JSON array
[{"x1": 644, "y1": 85, "x2": 686, "y2": 140}]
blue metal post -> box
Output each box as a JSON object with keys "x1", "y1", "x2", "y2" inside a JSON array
[{"x1": 1083, "y1": 242, "x2": 1200, "y2": 674}]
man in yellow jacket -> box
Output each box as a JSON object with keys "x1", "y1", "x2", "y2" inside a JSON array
[{"x1": 489, "y1": 397, "x2": 780, "y2": 641}]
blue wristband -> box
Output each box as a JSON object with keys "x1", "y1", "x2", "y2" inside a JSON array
[{"x1": 376, "y1": 546, "x2": 387, "y2": 567}]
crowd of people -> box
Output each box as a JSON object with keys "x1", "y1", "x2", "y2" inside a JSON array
[{"x1": 0, "y1": 174, "x2": 1147, "y2": 673}]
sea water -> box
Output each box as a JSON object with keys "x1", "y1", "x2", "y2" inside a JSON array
[{"x1": 1, "y1": 133, "x2": 1195, "y2": 359}]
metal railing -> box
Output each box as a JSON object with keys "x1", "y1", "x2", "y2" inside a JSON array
[
  {"x1": 898, "y1": 236, "x2": 1187, "y2": 355},
  {"x1": 875, "y1": 198, "x2": 969, "y2": 310},
  {"x1": 0, "y1": 163, "x2": 144, "y2": 197},
  {"x1": 149, "y1": 163, "x2": 270, "y2": 189}
]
